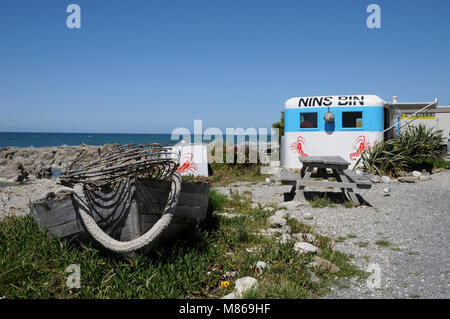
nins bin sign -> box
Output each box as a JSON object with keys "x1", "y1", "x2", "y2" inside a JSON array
[{"x1": 282, "y1": 95, "x2": 385, "y2": 169}]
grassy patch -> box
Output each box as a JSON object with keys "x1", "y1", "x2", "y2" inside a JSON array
[
  {"x1": 309, "y1": 196, "x2": 336, "y2": 208},
  {"x1": 347, "y1": 234, "x2": 358, "y2": 239},
  {"x1": 343, "y1": 202, "x2": 356, "y2": 209},
  {"x1": 375, "y1": 240, "x2": 391, "y2": 247},
  {"x1": 0, "y1": 190, "x2": 366, "y2": 299},
  {"x1": 335, "y1": 237, "x2": 347, "y2": 243},
  {"x1": 356, "y1": 242, "x2": 369, "y2": 248},
  {"x1": 208, "y1": 189, "x2": 229, "y2": 212},
  {"x1": 209, "y1": 163, "x2": 265, "y2": 187}
]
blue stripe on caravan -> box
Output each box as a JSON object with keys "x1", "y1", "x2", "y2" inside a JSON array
[{"x1": 284, "y1": 106, "x2": 384, "y2": 132}]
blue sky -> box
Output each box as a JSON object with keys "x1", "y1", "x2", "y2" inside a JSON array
[{"x1": 0, "y1": 0, "x2": 449, "y2": 133}]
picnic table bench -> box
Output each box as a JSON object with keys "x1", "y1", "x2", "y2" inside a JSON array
[{"x1": 280, "y1": 156, "x2": 372, "y2": 205}]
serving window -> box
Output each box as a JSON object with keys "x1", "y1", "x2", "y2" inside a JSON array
[
  {"x1": 300, "y1": 112, "x2": 318, "y2": 128},
  {"x1": 342, "y1": 111, "x2": 363, "y2": 128}
]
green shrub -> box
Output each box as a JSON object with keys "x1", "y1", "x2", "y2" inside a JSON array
[
  {"x1": 356, "y1": 125, "x2": 446, "y2": 176},
  {"x1": 208, "y1": 189, "x2": 228, "y2": 212}
]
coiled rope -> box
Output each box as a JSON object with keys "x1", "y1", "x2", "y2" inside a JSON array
[{"x1": 72, "y1": 173, "x2": 181, "y2": 253}]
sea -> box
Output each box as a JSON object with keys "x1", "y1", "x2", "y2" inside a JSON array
[{"x1": 0, "y1": 132, "x2": 275, "y2": 148}]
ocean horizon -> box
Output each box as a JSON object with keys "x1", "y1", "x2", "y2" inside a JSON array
[{"x1": 0, "y1": 132, "x2": 275, "y2": 148}]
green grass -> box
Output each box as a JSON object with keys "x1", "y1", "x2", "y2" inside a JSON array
[
  {"x1": 0, "y1": 190, "x2": 367, "y2": 299},
  {"x1": 343, "y1": 202, "x2": 356, "y2": 209},
  {"x1": 356, "y1": 242, "x2": 369, "y2": 248},
  {"x1": 208, "y1": 189, "x2": 229, "y2": 212},
  {"x1": 209, "y1": 163, "x2": 266, "y2": 186},
  {"x1": 375, "y1": 240, "x2": 391, "y2": 247},
  {"x1": 309, "y1": 196, "x2": 336, "y2": 208}
]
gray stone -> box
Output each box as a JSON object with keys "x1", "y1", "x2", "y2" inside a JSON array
[
  {"x1": 368, "y1": 174, "x2": 381, "y2": 183},
  {"x1": 256, "y1": 261, "x2": 267, "y2": 274},
  {"x1": 303, "y1": 212, "x2": 313, "y2": 220},
  {"x1": 234, "y1": 276, "x2": 259, "y2": 298},
  {"x1": 293, "y1": 242, "x2": 318, "y2": 254},
  {"x1": 412, "y1": 171, "x2": 422, "y2": 178},
  {"x1": 278, "y1": 233, "x2": 291, "y2": 244},
  {"x1": 251, "y1": 203, "x2": 260, "y2": 209},
  {"x1": 398, "y1": 176, "x2": 417, "y2": 183},
  {"x1": 267, "y1": 215, "x2": 287, "y2": 228},
  {"x1": 381, "y1": 176, "x2": 391, "y2": 184},
  {"x1": 420, "y1": 175, "x2": 432, "y2": 181},
  {"x1": 275, "y1": 210, "x2": 288, "y2": 218},
  {"x1": 280, "y1": 225, "x2": 291, "y2": 234},
  {"x1": 221, "y1": 293, "x2": 236, "y2": 299},
  {"x1": 264, "y1": 206, "x2": 275, "y2": 213},
  {"x1": 312, "y1": 256, "x2": 340, "y2": 273},
  {"x1": 214, "y1": 212, "x2": 244, "y2": 218},
  {"x1": 309, "y1": 270, "x2": 321, "y2": 283},
  {"x1": 293, "y1": 233, "x2": 317, "y2": 244}
]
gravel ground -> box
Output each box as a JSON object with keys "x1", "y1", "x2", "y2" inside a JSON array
[
  {"x1": 215, "y1": 171, "x2": 450, "y2": 299},
  {"x1": 2, "y1": 171, "x2": 449, "y2": 298}
]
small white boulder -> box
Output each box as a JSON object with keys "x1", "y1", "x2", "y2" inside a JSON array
[
  {"x1": 294, "y1": 242, "x2": 318, "y2": 254},
  {"x1": 275, "y1": 210, "x2": 288, "y2": 218},
  {"x1": 267, "y1": 215, "x2": 287, "y2": 228},
  {"x1": 381, "y1": 176, "x2": 391, "y2": 184},
  {"x1": 412, "y1": 171, "x2": 422, "y2": 178},
  {"x1": 256, "y1": 261, "x2": 267, "y2": 274},
  {"x1": 234, "y1": 276, "x2": 259, "y2": 298}
]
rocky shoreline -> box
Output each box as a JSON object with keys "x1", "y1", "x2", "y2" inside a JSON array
[{"x1": 0, "y1": 144, "x2": 123, "y2": 183}]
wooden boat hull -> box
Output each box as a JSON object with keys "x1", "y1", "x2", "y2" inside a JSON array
[{"x1": 30, "y1": 179, "x2": 210, "y2": 252}]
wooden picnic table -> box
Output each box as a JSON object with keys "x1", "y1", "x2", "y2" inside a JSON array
[{"x1": 280, "y1": 156, "x2": 372, "y2": 205}]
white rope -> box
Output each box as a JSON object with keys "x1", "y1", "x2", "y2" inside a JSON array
[{"x1": 72, "y1": 173, "x2": 182, "y2": 253}]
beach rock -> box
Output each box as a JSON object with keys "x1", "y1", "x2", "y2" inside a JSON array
[
  {"x1": 278, "y1": 233, "x2": 291, "y2": 244},
  {"x1": 234, "y1": 276, "x2": 258, "y2": 298},
  {"x1": 303, "y1": 212, "x2": 313, "y2": 220},
  {"x1": 256, "y1": 261, "x2": 267, "y2": 274},
  {"x1": 368, "y1": 174, "x2": 381, "y2": 183},
  {"x1": 311, "y1": 256, "x2": 340, "y2": 273},
  {"x1": 294, "y1": 242, "x2": 318, "y2": 254},
  {"x1": 293, "y1": 233, "x2": 317, "y2": 244},
  {"x1": 420, "y1": 175, "x2": 432, "y2": 181},
  {"x1": 309, "y1": 270, "x2": 321, "y2": 283},
  {"x1": 214, "y1": 212, "x2": 244, "y2": 218},
  {"x1": 223, "y1": 271, "x2": 239, "y2": 280},
  {"x1": 14, "y1": 163, "x2": 29, "y2": 183},
  {"x1": 264, "y1": 206, "x2": 275, "y2": 213},
  {"x1": 398, "y1": 176, "x2": 417, "y2": 183},
  {"x1": 280, "y1": 225, "x2": 291, "y2": 234},
  {"x1": 283, "y1": 201, "x2": 304, "y2": 210},
  {"x1": 35, "y1": 167, "x2": 52, "y2": 179},
  {"x1": 221, "y1": 293, "x2": 236, "y2": 299},
  {"x1": 267, "y1": 215, "x2": 286, "y2": 228},
  {"x1": 412, "y1": 171, "x2": 422, "y2": 178},
  {"x1": 381, "y1": 176, "x2": 391, "y2": 184},
  {"x1": 274, "y1": 210, "x2": 288, "y2": 218}
]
